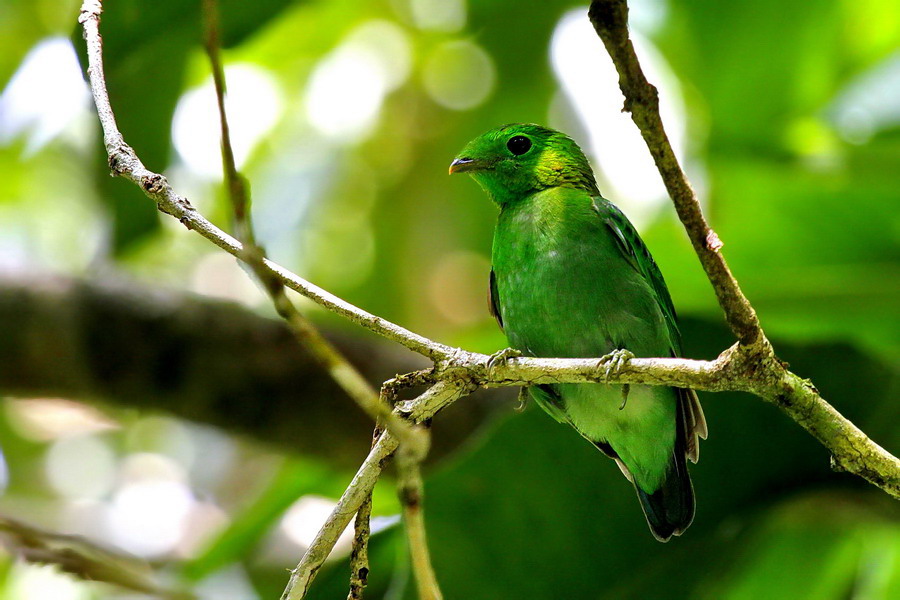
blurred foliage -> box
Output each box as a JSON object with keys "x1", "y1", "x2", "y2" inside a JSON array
[{"x1": 0, "y1": 0, "x2": 898, "y2": 598}]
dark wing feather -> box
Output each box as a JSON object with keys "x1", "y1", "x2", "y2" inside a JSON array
[{"x1": 488, "y1": 268, "x2": 503, "y2": 330}]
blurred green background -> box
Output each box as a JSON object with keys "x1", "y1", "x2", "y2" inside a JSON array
[{"x1": 0, "y1": 0, "x2": 898, "y2": 598}]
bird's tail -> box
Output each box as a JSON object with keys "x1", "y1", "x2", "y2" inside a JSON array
[{"x1": 634, "y1": 391, "x2": 697, "y2": 542}]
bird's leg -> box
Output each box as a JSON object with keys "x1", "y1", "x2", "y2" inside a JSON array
[
  {"x1": 597, "y1": 348, "x2": 634, "y2": 381},
  {"x1": 486, "y1": 347, "x2": 523, "y2": 375},
  {"x1": 598, "y1": 349, "x2": 634, "y2": 409}
]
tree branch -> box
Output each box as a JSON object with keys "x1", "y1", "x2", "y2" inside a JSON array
[
  {"x1": 588, "y1": 0, "x2": 763, "y2": 348},
  {"x1": 0, "y1": 514, "x2": 185, "y2": 598},
  {"x1": 345, "y1": 425, "x2": 387, "y2": 600},
  {"x1": 586, "y1": 0, "x2": 899, "y2": 496},
  {"x1": 346, "y1": 475, "x2": 373, "y2": 600},
  {"x1": 0, "y1": 274, "x2": 481, "y2": 467},
  {"x1": 280, "y1": 381, "x2": 468, "y2": 600},
  {"x1": 201, "y1": 0, "x2": 424, "y2": 453},
  {"x1": 396, "y1": 449, "x2": 443, "y2": 600}
]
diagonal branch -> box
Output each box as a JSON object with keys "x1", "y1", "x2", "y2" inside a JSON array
[
  {"x1": 78, "y1": 4, "x2": 450, "y2": 362},
  {"x1": 280, "y1": 381, "x2": 469, "y2": 600},
  {"x1": 201, "y1": 0, "x2": 424, "y2": 452},
  {"x1": 0, "y1": 515, "x2": 185, "y2": 598},
  {"x1": 586, "y1": 0, "x2": 899, "y2": 495},
  {"x1": 396, "y1": 449, "x2": 443, "y2": 600},
  {"x1": 588, "y1": 0, "x2": 763, "y2": 348}
]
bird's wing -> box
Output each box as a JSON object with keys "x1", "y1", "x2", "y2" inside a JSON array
[
  {"x1": 591, "y1": 196, "x2": 683, "y2": 356},
  {"x1": 488, "y1": 268, "x2": 503, "y2": 330},
  {"x1": 593, "y1": 196, "x2": 708, "y2": 458}
]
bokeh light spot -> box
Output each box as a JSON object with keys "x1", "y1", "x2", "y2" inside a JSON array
[
  {"x1": 8, "y1": 564, "x2": 88, "y2": 600},
  {"x1": 0, "y1": 37, "x2": 90, "y2": 154},
  {"x1": 45, "y1": 434, "x2": 117, "y2": 500},
  {"x1": 410, "y1": 0, "x2": 467, "y2": 32},
  {"x1": 172, "y1": 64, "x2": 283, "y2": 179},
  {"x1": 422, "y1": 40, "x2": 496, "y2": 111},
  {"x1": 100, "y1": 452, "x2": 195, "y2": 557},
  {"x1": 306, "y1": 21, "x2": 411, "y2": 141},
  {"x1": 828, "y1": 53, "x2": 900, "y2": 145},
  {"x1": 428, "y1": 251, "x2": 491, "y2": 325},
  {"x1": 190, "y1": 252, "x2": 267, "y2": 305},
  {"x1": 5, "y1": 398, "x2": 118, "y2": 442},
  {"x1": 345, "y1": 20, "x2": 413, "y2": 91},
  {"x1": 550, "y1": 9, "x2": 689, "y2": 226}
]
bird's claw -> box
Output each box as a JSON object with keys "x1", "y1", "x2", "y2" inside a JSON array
[
  {"x1": 515, "y1": 387, "x2": 530, "y2": 412},
  {"x1": 619, "y1": 384, "x2": 630, "y2": 410},
  {"x1": 598, "y1": 348, "x2": 634, "y2": 382},
  {"x1": 487, "y1": 347, "x2": 523, "y2": 374}
]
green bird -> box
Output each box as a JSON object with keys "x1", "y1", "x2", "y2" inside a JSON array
[{"x1": 450, "y1": 124, "x2": 707, "y2": 541}]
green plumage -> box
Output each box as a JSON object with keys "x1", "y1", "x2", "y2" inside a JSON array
[{"x1": 451, "y1": 124, "x2": 707, "y2": 541}]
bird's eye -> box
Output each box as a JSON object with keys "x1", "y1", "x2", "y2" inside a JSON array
[{"x1": 507, "y1": 135, "x2": 532, "y2": 156}]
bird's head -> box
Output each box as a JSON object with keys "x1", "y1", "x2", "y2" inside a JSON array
[{"x1": 449, "y1": 123, "x2": 599, "y2": 205}]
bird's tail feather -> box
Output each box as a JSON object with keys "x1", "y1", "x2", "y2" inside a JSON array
[{"x1": 634, "y1": 397, "x2": 696, "y2": 542}]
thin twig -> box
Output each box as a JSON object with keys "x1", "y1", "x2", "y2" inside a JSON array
[
  {"x1": 589, "y1": 0, "x2": 763, "y2": 348},
  {"x1": 346, "y1": 427, "x2": 382, "y2": 600},
  {"x1": 282, "y1": 432, "x2": 398, "y2": 600},
  {"x1": 397, "y1": 449, "x2": 443, "y2": 600},
  {"x1": 200, "y1": 0, "x2": 424, "y2": 452},
  {"x1": 347, "y1": 492, "x2": 373, "y2": 600},
  {"x1": 347, "y1": 493, "x2": 372, "y2": 600},
  {"x1": 0, "y1": 515, "x2": 187, "y2": 598},
  {"x1": 201, "y1": 0, "x2": 251, "y2": 242},
  {"x1": 201, "y1": 6, "x2": 439, "y2": 595},
  {"x1": 280, "y1": 381, "x2": 467, "y2": 600},
  {"x1": 381, "y1": 373, "x2": 443, "y2": 598}
]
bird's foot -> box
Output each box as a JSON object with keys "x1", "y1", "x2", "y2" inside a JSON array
[
  {"x1": 597, "y1": 348, "x2": 634, "y2": 382},
  {"x1": 514, "y1": 387, "x2": 530, "y2": 412},
  {"x1": 486, "y1": 347, "x2": 523, "y2": 375}
]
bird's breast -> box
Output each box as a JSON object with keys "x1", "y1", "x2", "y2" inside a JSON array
[{"x1": 491, "y1": 193, "x2": 666, "y2": 359}]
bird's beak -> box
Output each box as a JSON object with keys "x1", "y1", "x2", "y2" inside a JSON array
[
  {"x1": 449, "y1": 156, "x2": 500, "y2": 174},
  {"x1": 448, "y1": 157, "x2": 477, "y2": 175}
]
